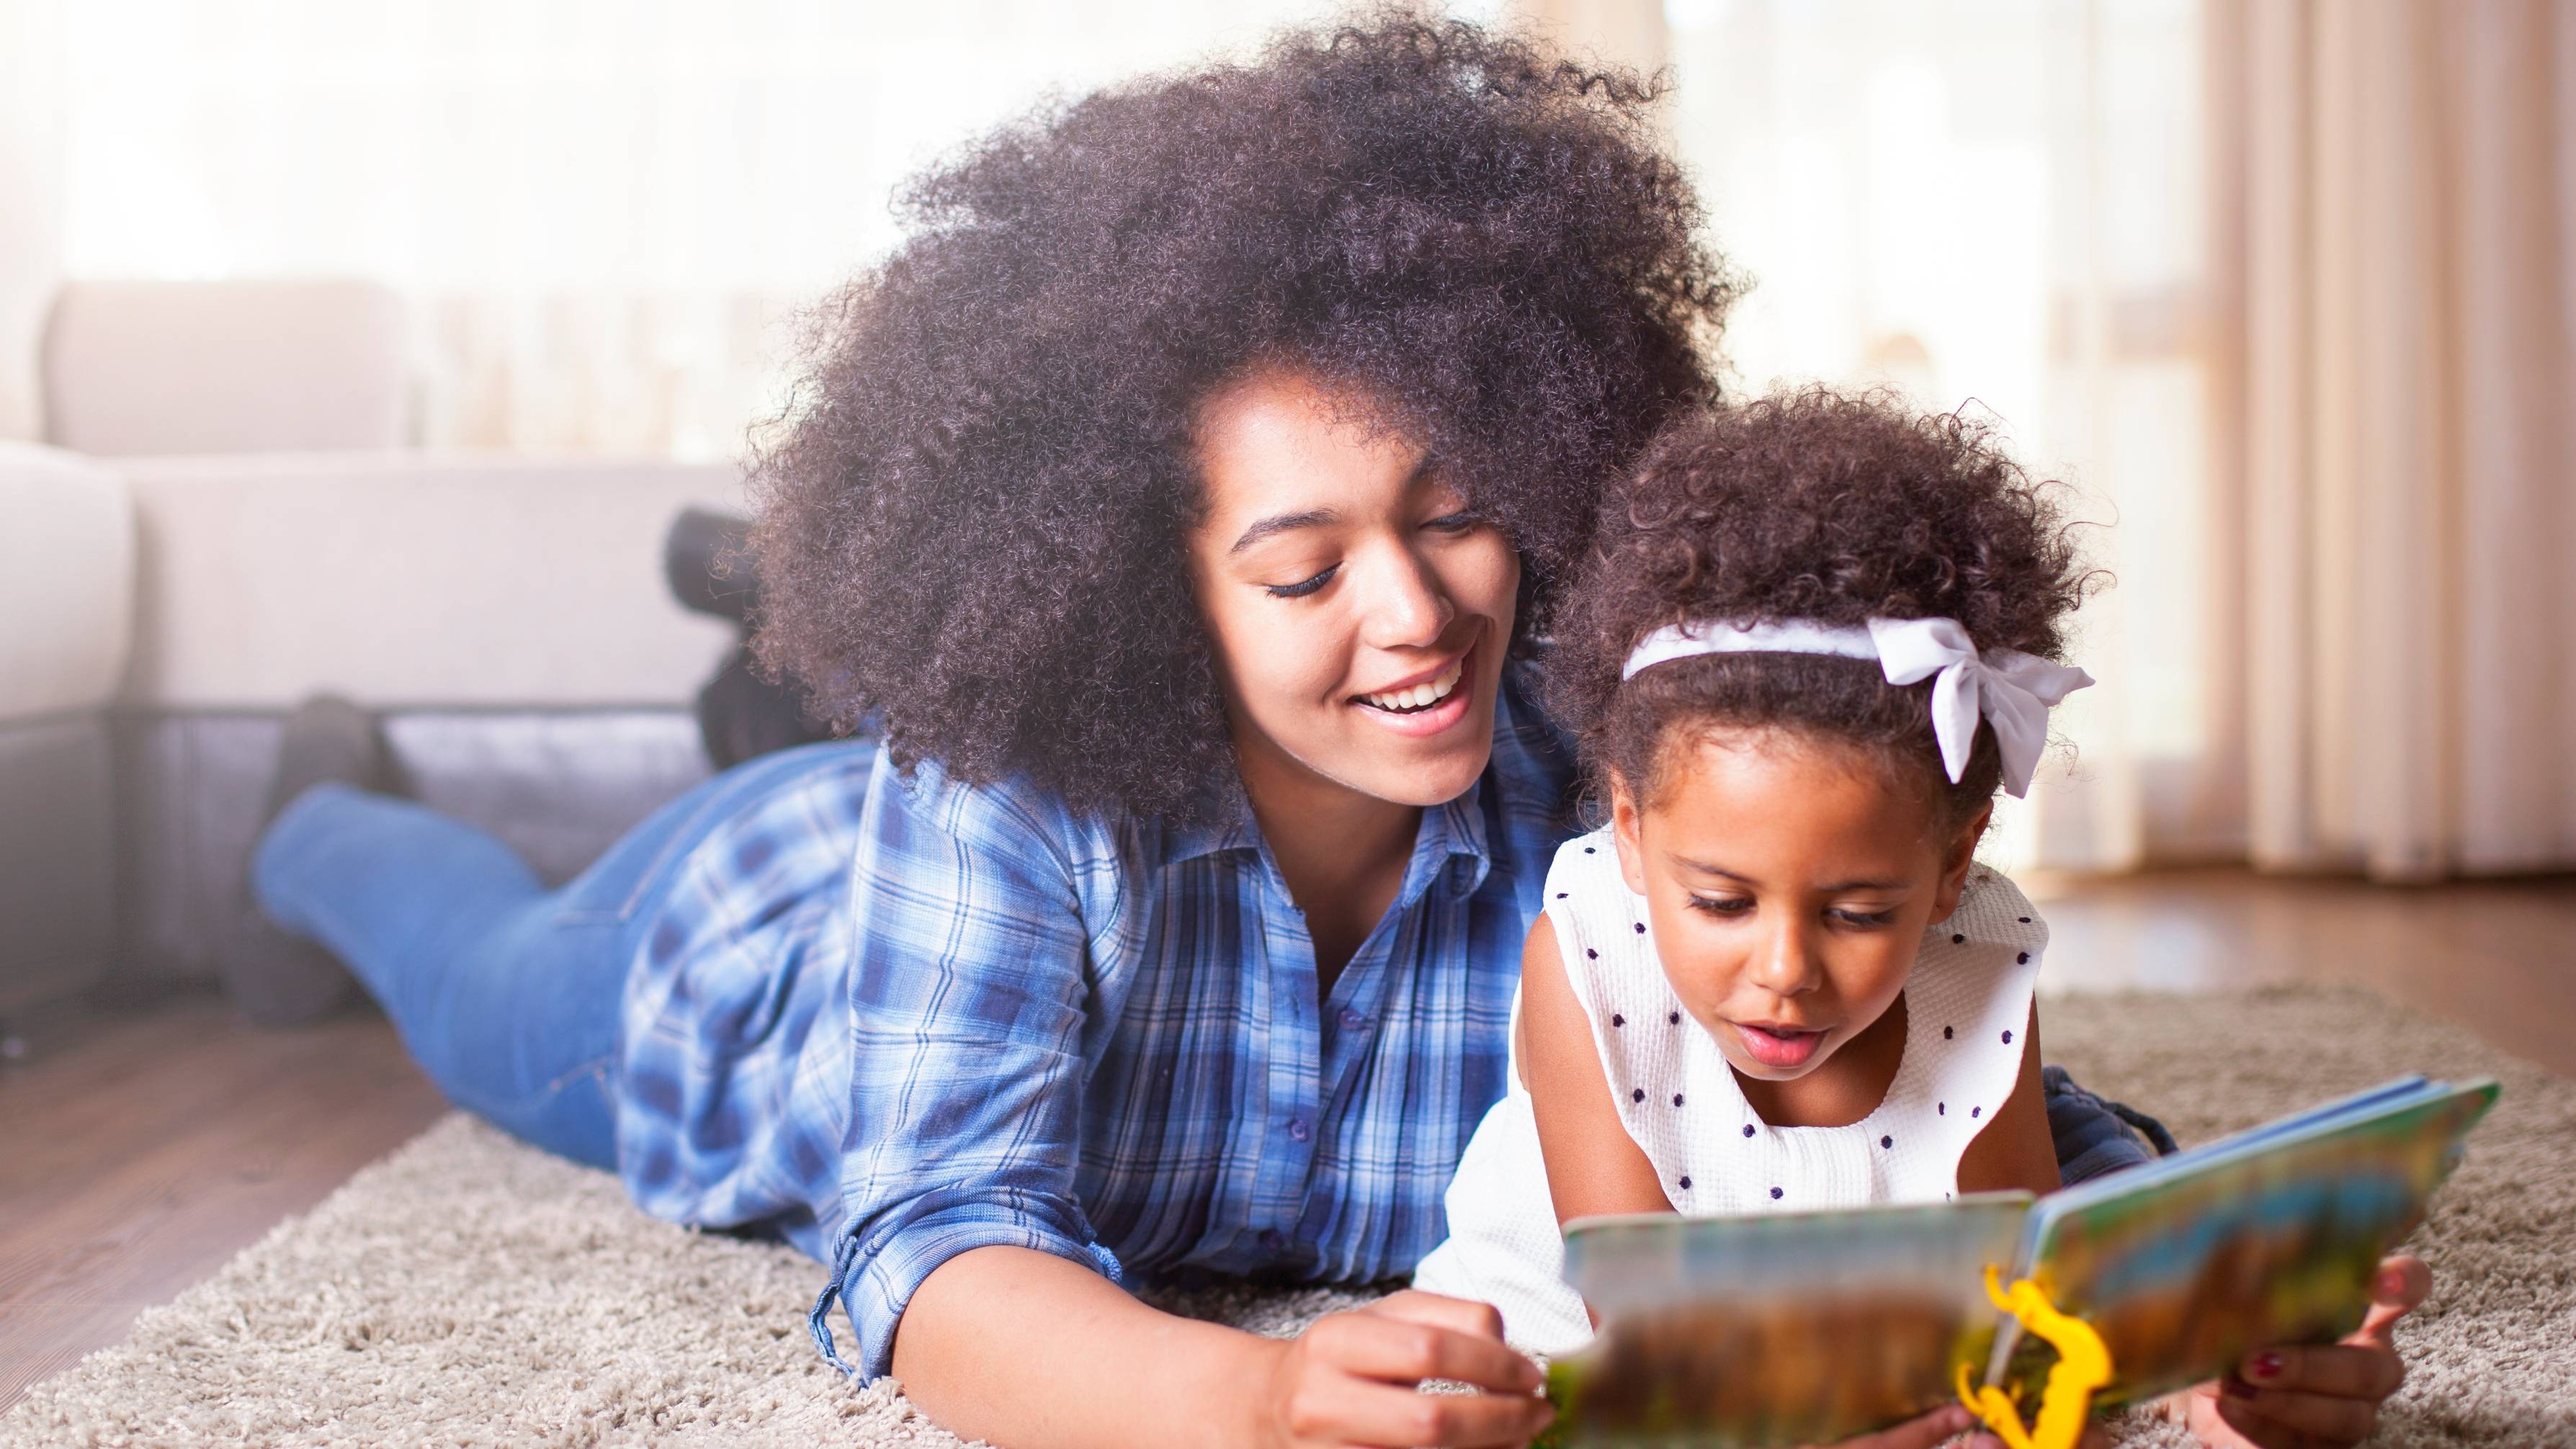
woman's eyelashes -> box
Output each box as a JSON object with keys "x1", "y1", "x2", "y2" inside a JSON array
[
  {"x1": 1261, "y1": 513, "x2": 1477, "y2": 597},
  {"x1": 1264, "y1": 564, "x2": 1338, "y2": 599}
]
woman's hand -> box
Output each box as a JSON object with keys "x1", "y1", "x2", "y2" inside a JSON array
[
  {"x1": 1256, "y1": 1290, "x2": 1555, "y2": 1449},
  {"x1": 1810, "y1": 1404, "x2": 2002, "y2": 1449},
  {"x1": 2163, "y1": 1255, "x2": 2430, "y2": 1448}
]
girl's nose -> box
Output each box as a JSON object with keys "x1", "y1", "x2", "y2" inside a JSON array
[{"x1": 1747, "y1": 913, "x2": 1822, "y2": 998}]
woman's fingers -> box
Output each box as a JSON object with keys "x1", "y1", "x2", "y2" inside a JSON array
[
  {"x1": 2219, "y1": 1381, "x2": 2379, "y2": 1445},
  {"x1": 1814, "y1": 1404, "x2": 1988, "y2": 1449},
  {"x1": 1282, "y1": 1376, "x2": 1553, "y2": 1449},
  {"x1": 1363, "y1": 1289, "x2": 1511, "y2": 1341},
  {"x1": 2354, "y1": 1255, "x2": 2432, "y2": 1342},
  {"x1": 1308, "y1": 1308, "x2": 1542, "y2": 1394},
  {"x1": 2240, "y1": 1342, "x2": 2405, "y2": 1404}
]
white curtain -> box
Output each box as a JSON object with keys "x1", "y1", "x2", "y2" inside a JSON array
[
  {"x1": 1609, "y1": 0, "x2": 2576, "y2": 879},
  {"x1": 19, "y1": 0, "x2": 1343, "y2": 457},
  {"x1": 2211, "y1": 0, "x2": 2576, "y2": 879},
  {"x1": 1649, "y1": 0, "x2": 2213, "y2": 876},
  {"x1": 0, "y1": 0, "x2": 66, "y2": 441}
]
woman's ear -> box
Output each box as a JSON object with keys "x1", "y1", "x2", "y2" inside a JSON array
[
  {"x1": 1930, "y1": 799, "x2": 1993, "y2": 920},
  {"x1": 1609, "y1": 772, "x2": 1652, "y2": 897}
]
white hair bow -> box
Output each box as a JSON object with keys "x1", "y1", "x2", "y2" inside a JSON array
[{"x1": 1621, "y1": 615, "x2": 2096, "y2": 798}]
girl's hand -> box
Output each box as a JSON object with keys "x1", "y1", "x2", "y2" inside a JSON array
[
  {"x1": 2165, "y1": 1255, "x2": 2430, "y2": 1448},
  {"x1": 1257, "y1": 1290, "x2": 1555, "y2": 1448}
]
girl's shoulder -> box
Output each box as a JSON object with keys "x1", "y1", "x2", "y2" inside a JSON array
[
  {"x1": 1539, "y1": 823, "x2": 1624, "y2": 897},
  {"x1": 1946, "y1": 863, "x2": 2051, "y2": 959},
  {"x1": 1531, "y1": 825, "x2": 1642, "y2": 1000}
]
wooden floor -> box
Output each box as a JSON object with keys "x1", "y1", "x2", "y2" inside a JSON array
[
  {"x1": 2026, "y1": 868, "x2": 2576, "y2": 1079},
  {"x1": 0, "y1": 868, "x2": 2570, "y2": 1414},
  {"x1": 0, "y1": 992, "x2": 445, "y2": 1410}
]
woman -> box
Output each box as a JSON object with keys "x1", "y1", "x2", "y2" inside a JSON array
[{"x1": 251, "y1": 19, "x2": 2216, "y2": 1449}]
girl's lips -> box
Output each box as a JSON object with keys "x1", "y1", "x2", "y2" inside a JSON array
[{"x1": 1732, "y1": 1020, "x2": 1825, "y2": 1069}]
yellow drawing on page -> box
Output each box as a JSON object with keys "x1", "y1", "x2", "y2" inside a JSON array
[{"x1": 1954, "y1": 1265, "x2": 2112, "y2": 1449}]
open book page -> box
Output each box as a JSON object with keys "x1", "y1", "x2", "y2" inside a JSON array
[
  {"x1": 1988, "y1": 1077, "x2": 2500, "y2": 1408},
  {"x1": 1536, "y1": 1077, "x2": 2497, "y2": 1448},
  {"x1": 1544, "y1": 1195, "x2": 2031, "y2": 1448}
]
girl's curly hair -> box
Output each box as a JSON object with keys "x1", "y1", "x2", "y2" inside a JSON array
[
  {"x1": 747, "y1": 15, "x2": 1733, "y2": 822},
  {"x1": 1547, "y1": 389, "x2": 2093, "y2": 827}
]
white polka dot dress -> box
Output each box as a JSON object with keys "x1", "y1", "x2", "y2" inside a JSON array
[{"x1": 1413, "y1": 827, "x2": 2045, "y2": 1355}]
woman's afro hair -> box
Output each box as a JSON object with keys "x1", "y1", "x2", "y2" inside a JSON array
[
  {"x1": 748, "y1": 14, "x2": 1735, "y2": 822},
  {"x1": 1547, "y1": 388, "x2": 2094, "y2": 826}
]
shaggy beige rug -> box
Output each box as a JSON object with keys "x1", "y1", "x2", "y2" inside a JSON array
[{"x1": 5, "y1": 987, "x2": 2570, "y2": 1448}]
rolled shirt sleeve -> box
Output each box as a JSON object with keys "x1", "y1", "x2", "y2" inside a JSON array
[{"x1": 807, "y1": 757, "x2": 1124, "y2": 1380}]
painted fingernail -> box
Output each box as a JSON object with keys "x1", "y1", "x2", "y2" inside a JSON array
[
  {"x1": 2250, "y1": 1352, "x2": 2284, "y2": 1381},
  {"x1": 2381, "y1": 1266, "x2": 2410, "y2": 1296}
]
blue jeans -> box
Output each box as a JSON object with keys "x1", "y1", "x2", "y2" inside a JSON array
[{"x1": 251, "y1": 740, "x2": 880, "y2": 1170}]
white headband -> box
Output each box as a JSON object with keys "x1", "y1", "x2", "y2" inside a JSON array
[{"x1": 1620, "y1": 616, "x2": 2095, "y2": 798}]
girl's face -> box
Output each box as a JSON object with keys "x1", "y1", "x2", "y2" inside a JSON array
[
  {"x1": 1186, "y1": 367, "x2": 1519, "y2": 812},
  {"x1": 1610, "y1": 727, "x2": 1985, "y2": 1085}
]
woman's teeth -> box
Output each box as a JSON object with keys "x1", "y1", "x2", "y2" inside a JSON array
[{"x1": 1359, "y1": 660, "x2": 1464, "y2": 713}]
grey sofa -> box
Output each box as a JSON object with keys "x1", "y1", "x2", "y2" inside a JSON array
[
  {"x1": 1, "y1": 279, "x2": 746, "y2": 1011},
  {"x1": 0, "y1": 443, "x2": 131, "y2": 1013}
]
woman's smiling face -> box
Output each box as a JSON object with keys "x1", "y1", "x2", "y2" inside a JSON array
[
  {"x1": 1610, "y1": 727, "x2": 1985, "y2": 1085},
  {"x1": 1186, "y1": 368, "x2": 1520, "y2": 811}
]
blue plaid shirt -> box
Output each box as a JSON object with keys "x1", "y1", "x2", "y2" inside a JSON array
[{"x1": 616, "y1": 673, "x2": 1580, "y2": 1380}]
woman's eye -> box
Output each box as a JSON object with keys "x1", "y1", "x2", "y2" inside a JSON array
[
  {"x1": 1265, "y1": 565, "x2": 1338, "y2": 599},
  {"x1": 1684, "y1": 895, "x2": 1753, "y2": 917},
  {"x1": 1424, "y1": 511, "x2": 1479, "y2": 533},
  {"x1": 1831, "y1": 907, "x2": 1897, "y2": 928}
]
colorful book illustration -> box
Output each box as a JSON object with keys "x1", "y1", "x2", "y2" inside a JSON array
[{"x1": 1539, "y1": 1075, "x2": 2499, "y2": 1449}]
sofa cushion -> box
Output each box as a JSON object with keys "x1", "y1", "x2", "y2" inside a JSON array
[
  {"x1": 0, "y1": 441, "x2": 133, "y2": 723},
  {"x1": 43, "y1": 279, "x2": 411, "y2": 456},
  {"x1": 121, "y1": 453, "x2": 741, "y2": 709}
]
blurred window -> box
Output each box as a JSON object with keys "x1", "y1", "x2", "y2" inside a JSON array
[
  {"x1": 50, "y1": 0, "x2": 1339, "y2": 454},
  {"x1": 1664, "y1": 0, "x2": 2209, "y2": 865}
]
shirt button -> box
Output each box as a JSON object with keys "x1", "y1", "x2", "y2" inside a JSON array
[
  {"x1": 1287, "y1": 1116, "x2": 1311, "y2": 1142},
  {"x1": 1258, "y1": 1227, "x2": 1287, "y2": 1251},
  {"x1": 1338, "y1": 1008, "x2": 1369, "y2": 1031}
]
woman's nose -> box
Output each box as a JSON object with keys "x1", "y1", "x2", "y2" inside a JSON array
[{"x1": 1357, "y1": 542, "x2": 1456, "y2": 650}]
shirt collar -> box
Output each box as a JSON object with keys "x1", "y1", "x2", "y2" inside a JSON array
[{"x1": 1158, "y1": 773, "x2": 1495, "y2": 900}]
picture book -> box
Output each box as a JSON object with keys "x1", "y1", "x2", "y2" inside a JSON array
[{"x1": 1538, "y1": 1075, "x2": 2500, "y2": 1449}]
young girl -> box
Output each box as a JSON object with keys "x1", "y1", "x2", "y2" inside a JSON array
[{"x1": 1414, "y1": 391, "x2": 2426, "y2": 1449}]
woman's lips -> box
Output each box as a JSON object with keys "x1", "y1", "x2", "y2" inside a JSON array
[
  {"x1": 1732, "y1": 1020, "x2": 1825, "y2": 1069},
  {"x1": 1353, "y1": 642, "x2": 1476, "y2": 739}
]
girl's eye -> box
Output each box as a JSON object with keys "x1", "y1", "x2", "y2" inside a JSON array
[
  {"x1": 1265, "y1": 565, "x2": 1338, "y2": 599},
  {"x1": 1684, "y1": 895, "x2": 1753, "y2": 917},
  {"x1": 1831, "y1": 907, "x2": 1897, "y2": 928},
  {"x1": 1424, "y1": 511, "x2": 1479, "y2": 534}
]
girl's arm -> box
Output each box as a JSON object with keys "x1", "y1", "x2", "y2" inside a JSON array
[
  {"x1": 1519, "y1": 914, "x2": 1673, "y2": 1224},
  {"x1": 1516, "y1": 915, "x2": 2002, "y2": 1449},
  {"x1": 1955, "y1": 1000, "x2": 2062, "y2": 1196}
]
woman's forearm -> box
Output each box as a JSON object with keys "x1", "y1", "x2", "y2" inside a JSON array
[{"x1": 890, "y1": 1245, "x2": 1277, "y2": 1449}]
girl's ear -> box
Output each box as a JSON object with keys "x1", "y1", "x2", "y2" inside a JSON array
[
  {"x1": 1609, "y1": 771, "x2": 1653, "y2": 897},
  {"x1": 1930, "y1": 799, "x2": 1993, "y2": 920}
]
